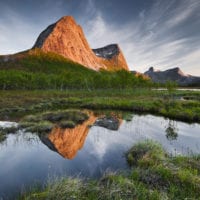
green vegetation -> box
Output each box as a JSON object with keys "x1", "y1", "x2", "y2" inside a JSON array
[
  {"x1": 0, "y1": 109, "x2": 89, "y2": 141},
  {"x1": 0, "y1": 126, "x2": 18, "y2": 134},
  {"x1": 166, "y1": 81, "x2": 178, "y2": 100},
  {"x1": 0, "y1": 131, "x2": 6, "y2": 143},
  {"x1": 127, "y1": 140, "x2": 200, "y2": 199},
  {"x1": 0, "y1": 89, "x2": 199, "y2": 123},
  {"x1": 19, "y1": 140, "x2": 200, "y2": 200},
  {"x1": 20, "y1": 109, "x2": 88, "y2": 135},
  {"x1": 0, "y1": 49, "x2": 150, "y2": 90},
  {"x1": 166, "y1": 81, "x2": 178, "y2": 93},
  {"x1": 0, "y1": 125, "x2": 19, "y2": 143},
  {"x1": 3, "y1": 109, "x2": 88, "y2": 136}
]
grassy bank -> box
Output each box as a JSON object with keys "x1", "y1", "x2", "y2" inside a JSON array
[
  {"x1": 0, "y1": 109, "x2": 90, "y2": 144},
  {"x1": 0, "y1": 89, "x2": 199, "y2": 123},
  {"x1": 19, "y1": 140, "x2": 200, "y2": 200}
]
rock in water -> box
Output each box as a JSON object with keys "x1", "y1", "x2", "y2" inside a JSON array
[
  {"x1": 94, "y1": 116, "x2": 120, "y2": 131},
  {"x1": 33, "y1": 16, "x2": 129, "y2": 71}
]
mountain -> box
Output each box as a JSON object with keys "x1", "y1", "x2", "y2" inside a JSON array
[
  {"x1": 32, "y1": 16, "x2": 129, "y2": 71},
  {"x1": 144, "y1": 67, "x2": 200, "y2": 86}
]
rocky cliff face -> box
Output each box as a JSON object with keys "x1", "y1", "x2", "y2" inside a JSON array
[
  {"x1": 33, "y1": 16, "x2": 129, "y2": 71},
  {"x1": 144, "y1": 67, "x2": 200, "y2": 86}
]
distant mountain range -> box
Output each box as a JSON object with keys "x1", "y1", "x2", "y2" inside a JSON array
[{"x1": 144, "y1": 67, "x2": 200, "y2": 86}]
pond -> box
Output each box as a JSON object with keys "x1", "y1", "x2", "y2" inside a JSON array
[{"x1": 0, "y1": 113, "x2": 200, "y2": 199}]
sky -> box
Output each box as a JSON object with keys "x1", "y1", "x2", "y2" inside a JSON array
[{"x1": 0, "y1": 0, "x2": 200, "y2": 75}]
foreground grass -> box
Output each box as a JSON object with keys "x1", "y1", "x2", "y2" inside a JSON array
[
  {"x1": 19, "y1": 140, "x2": 200, "y2": 200},
  {"x1": 0, "y1": 89, "x2": 199, "y2": 123}
]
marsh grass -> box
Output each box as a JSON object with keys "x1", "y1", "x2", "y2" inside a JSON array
[
  {"x1": 0, "y1": 125, "x2": 19, "y2": 144},
  {"x1": 127, "y1": 140, "x2": 200, "y2": 199},
  {"x1": 0, "y1": 109, "x2": 89, "y2": 139},
  {"x1": 24, "y1": 121, "x2": 54, "y2": 135},
  {"x1": 18, "y1": 109, "x2": 89, "y2": 135},
  {"x1": 0, "y1": 126, "x2": 19, "y2": 135},
  {"x1": 0, "y1": 132, "x2": 7, "y2": 142},
  {"x1": 59, "y1": 120, "x2": 76, "y2": 129},
  {"x1": 126, "y1": 140, "x2": 166, "y2": 167},
  {"x1": 0, "y1": 89, "x2": 199, "y2": 123},
  {"x1": 19, "y1": 140, "x2": 200, "y2": 200}
]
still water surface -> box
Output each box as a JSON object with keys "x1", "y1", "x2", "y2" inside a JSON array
[{"x1": 0, "y1": 114, "x2": 200, "y2": 199}]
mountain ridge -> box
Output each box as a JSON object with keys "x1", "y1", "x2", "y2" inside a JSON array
[{"x1": 144, "y1": 67, "x2": 200, "y2": 86}]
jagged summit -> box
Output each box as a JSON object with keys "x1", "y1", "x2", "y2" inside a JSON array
[
  {"x1": 32, "y1": 16, "x2": 129, "y2": 71},
  {"x1": 33, "y1": 16, "x2": 78, "y2": 49}
]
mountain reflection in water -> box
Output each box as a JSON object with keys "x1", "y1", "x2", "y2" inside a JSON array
[{"x1": 41, "y1": 115, "x2": 97, "y2": 159}]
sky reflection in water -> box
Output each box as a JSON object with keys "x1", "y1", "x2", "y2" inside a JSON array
[{"x1": 0, "y1": 114, "x2": 200, "y2": 198}]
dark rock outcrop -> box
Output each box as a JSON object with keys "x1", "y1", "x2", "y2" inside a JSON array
[
  {"x1": 93, "y1": 44, "x2": 120, "y2": 59},
  {"x1": 144, "y1": 67, "x2": 200, "y2": 86},
  {"x1": 33, "y1": 24, "x2": 56, "y2": 48}
]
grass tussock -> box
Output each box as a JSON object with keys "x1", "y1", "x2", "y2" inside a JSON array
[
  {"x1": 0, "y1": 125, "x2": 19, "y2": 143},
  {"x1": 0, "y1": 109, "x2": 89, "y2": 139},
  {"x1": 19, "y1": 140, "x2": 200, "y2": 200},
  {"x1": 19, "y1": 109, "x2": 89, "y2": 135},
  {"x1": 0, "y1": 126, "x2": 19, "y2": 135}
]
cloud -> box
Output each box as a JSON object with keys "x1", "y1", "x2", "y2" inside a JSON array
[
  {"x1": 0, "y1": 8, "x2": 35, "y2": 53},
  {"x1": 178, "y1": 49, "x2": 200, "y2": 75},
  {"x1": 166, "y1": 0, "x2": 199, "y2": 28},
  {"x1": 0, "y1": 1, "x2": 66, "y2": 54},
  {"x1": 0, "y1": 6, "x2": 54, "y2": 54},
  {"x1": 84, "y1": 0, "x2": 200, "y2": 75},
  {"x1": 84, "y1": 13, "x2": 136, "y2": 67}
]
